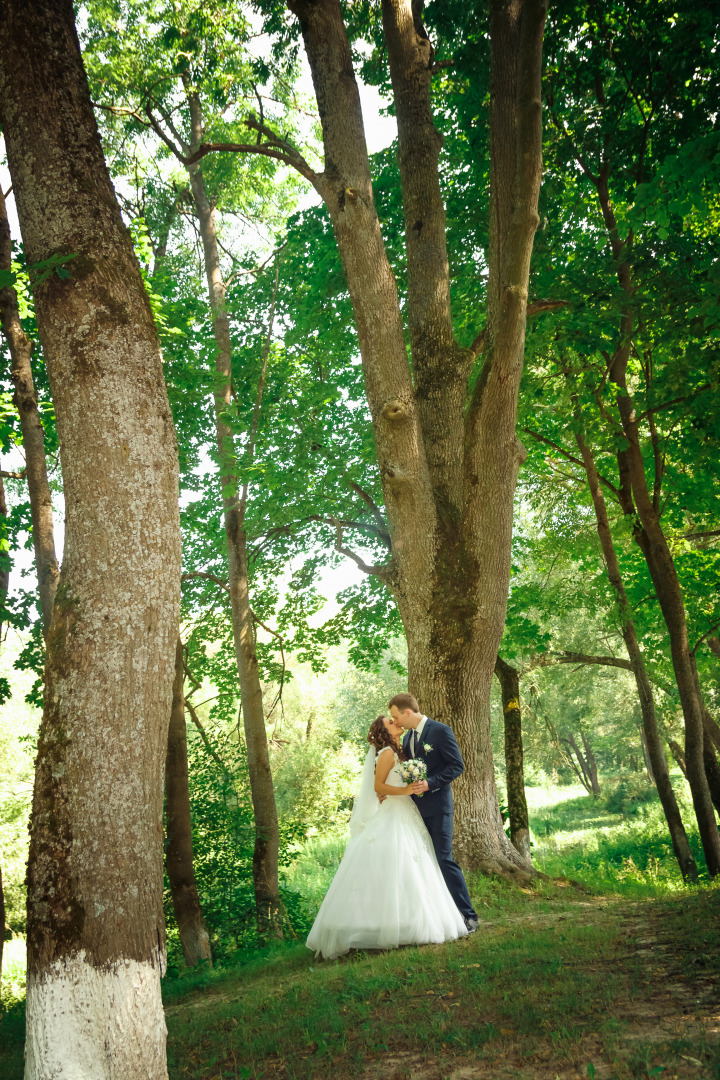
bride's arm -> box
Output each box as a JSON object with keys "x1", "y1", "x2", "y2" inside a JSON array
[{"x1": 374, "y1": 747, "x2": 424, "y2": 796}]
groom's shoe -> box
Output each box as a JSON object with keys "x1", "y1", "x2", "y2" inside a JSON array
[{"x1": 464, "y1": 916, "x2": 479, "y2": 934}]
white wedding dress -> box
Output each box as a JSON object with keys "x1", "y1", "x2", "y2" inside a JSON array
[{"x1": 306, "y1": 747, "x2": 468, "y2": 959}]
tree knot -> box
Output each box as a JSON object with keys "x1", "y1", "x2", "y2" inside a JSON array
[{"x1": 381, "y1": 398, "x2": 408, "y2": 422}]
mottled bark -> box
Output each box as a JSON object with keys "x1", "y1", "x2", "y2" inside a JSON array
[
  {"x1": 166, "y1": 639, "x2": 212, "y2": 967},
  {"x1": 185, "y1": 91, "x2": 282, "y2": 936},
  {"x1": 494, "y1": 656, "x2": 531, "y2": 862},
  {"x1": 288, "y1": 0, "x2": 547, "y2": 878},
  {"x1": 0, "y1": 188, "x2": 59, "y2": 632},
  {"x1": 0, "y1": 3, "x2": 181, "y2": 1077}
]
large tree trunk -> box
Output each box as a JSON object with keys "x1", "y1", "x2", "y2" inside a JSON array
[
  {"x1": 166, "y1": 639, "x2": 212, "y2": 967},
  {"x1": 575, "y1": 430, "x2": 698, "y2": 881},
  {"x1": 0, "y1": 3, "x2": 181, "y2": 1077},
  {"x1": 185, "y1": 94, "x2": 282, "y2": 936},
  {"x1": 494, "y1": 656, "x2": 531, "y2": 862},
  {"x1": 289, "y1": 0, "x2": 547, "y2": 877},
  {"x1": 0, "y1": 188, "x2": 59, "y2": 632}
]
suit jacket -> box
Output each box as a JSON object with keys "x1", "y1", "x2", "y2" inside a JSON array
[{"x1": 402, "y1": 717, "x2": 465, "y2": 819}]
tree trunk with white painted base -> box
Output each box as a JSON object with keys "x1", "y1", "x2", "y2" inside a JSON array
[
  {"x1": 0, "y1": 3, "x2": 181, "y2": 1077},
  {"x1": 286, "y1": 0, "x2": 547, "y2": 878}
]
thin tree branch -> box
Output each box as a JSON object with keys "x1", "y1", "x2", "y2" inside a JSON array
[
  {"x1": 332, "y1": 518, "x2": 391, "y2": 580},
  {"x1": 251, "y1": 610, "x2": 286, "y2": 721},
  {"x1": 184, "y1": 115, "x2": 323, "y2": 191},
  {"x1": 682, "y1": 530, "x2": 720, "y2": 542},
  {"x1": 467, "y1": 299, "x2": 570, "y2": 362},
  {"x1": 185, "y1": 698, "x2": 233, "y2": 777},
  {"x1": 522, "y1": 428, "x2": 620, "y2": 497},
  {"x1": 181, "y1": 570, "x2": 230, "y2": 591},
  {"x1": 636, "y1": 384, "x2": 711, "y2": 422},
  {"x1": 692, "y1": 623, "x2": 720, "y2": 657},
  {"x1": 145, "y1": 104, "x2": 186, "y2": 161}
]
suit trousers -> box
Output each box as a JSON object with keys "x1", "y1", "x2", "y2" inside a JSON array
[{"x1": 423, "y1": 812, "x2": 476, "y2": 920}]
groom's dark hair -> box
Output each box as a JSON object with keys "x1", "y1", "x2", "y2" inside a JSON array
[{"x1": 388, "y1": 692, "x2": 419, "y2": 713}]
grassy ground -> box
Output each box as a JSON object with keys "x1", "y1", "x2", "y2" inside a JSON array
[
  {"x1": 164, "y1": 882, "x2": 719, "y2": 1080},
  {"x1": 2, "y1": 780, "x2": 717, "y2": 1080}
]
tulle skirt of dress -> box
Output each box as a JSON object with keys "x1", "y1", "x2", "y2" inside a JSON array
[{"x1": 306, "y1": 793, "x2": 468, "y2": 959}]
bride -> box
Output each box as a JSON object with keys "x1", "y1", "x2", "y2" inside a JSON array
[{"x1": 306, "y1": 714, "x2": 469, "y2": 959}]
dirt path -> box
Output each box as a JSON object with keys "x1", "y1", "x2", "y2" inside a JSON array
[{"x1": 357, "y1": 896, "x2": 720, "y2": 1080}]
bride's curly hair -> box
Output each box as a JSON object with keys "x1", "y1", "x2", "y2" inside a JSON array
[{"x1": 367, "y1": 715, "x2": 405, "y2": 760}]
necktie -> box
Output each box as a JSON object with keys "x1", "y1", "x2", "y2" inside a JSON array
[{"x1": 412, "y1": 729, "x2": 417, "y2": 757}]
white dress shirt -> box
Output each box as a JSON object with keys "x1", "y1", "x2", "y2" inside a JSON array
[{"x1": 411, "y1": 715, "x2": 428, "y2": 757}]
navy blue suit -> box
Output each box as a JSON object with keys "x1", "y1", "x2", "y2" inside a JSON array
[{"x1": 403, "y1": 718, "x2": 476, "y2": 921}]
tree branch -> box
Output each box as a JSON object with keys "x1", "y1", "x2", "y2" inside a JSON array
[
  {"x1": 144, "y1": 105, "x2": 187, "y2": 161},
  {"x1": 522, "y1": 428, "x2": 620, "y2": 497},
  {"x1": 467, "y1": 299, "x2": 569, "y2": 362},
  {"x1": 251, "y1": 610, "x2": 286, "y2": 721},
  {"x1": 183, "y1": 115, "x2": 324, "y2": 192},
  {"x1": 185, "y1": 698, "x2": 234, "y2": 777},
  {"x1": 181, "y1": 570, "x2": 230, "y2": 591},
  {"x1": 692, "y1": 623, "x2": 720, "y2": 657},
  {"x1": 682, "y1": 530, "x2": 720, "y2": 543},
  {"x1": 332, "y1": 518, "x2": 391, "y2": 580}
]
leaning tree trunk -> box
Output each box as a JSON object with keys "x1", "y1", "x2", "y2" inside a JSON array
[
  {"x1": 613, "y1": 395, "x2": 720, "y2": 876},
  {"x1": 669, "y1": 738, "x2": 688, "y2": 778},
  {"x1": 580, "y1": 732, "x2": 600, "y2": 795},
  {"x1": 494, "y1": 656, "x2": 531, "y2": 861},
  {"x1": 587, "y1": 162, "x2": 720, "y2": 876},
  {"x1": 562, "y1": 734, "x2": 594, "y2": 794},
  {"x1": 0, "y1": 188, "x2": 59, "y2": 632},
  {"x1": 289, "y1": 0, "x2": 547, "y2": 877},
  {"x1": 185, "y1": 93, "x2": 282, "y2": 937},
  {"x1": 0, "y1": 3, "x2": 182, "y2": 1078},
  {"x1": 574, "y1": 429, "x2": 698, "y2": 879},
  {"x1": 166, "y1": 639, "x2": 212, "y2": 967}
]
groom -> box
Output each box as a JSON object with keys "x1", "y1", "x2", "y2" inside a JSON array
[{"x1": 388, "y1": 693, "x2": 479, "y2": 934}]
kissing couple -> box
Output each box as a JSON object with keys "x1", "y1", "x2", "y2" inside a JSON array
[{"x1": 306, "y1": 693, "x2": 479, "y2": 959}]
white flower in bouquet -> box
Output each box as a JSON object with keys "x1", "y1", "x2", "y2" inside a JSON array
[{"x1": 400, "y1": 757, "x2": 427, "y2": 795}]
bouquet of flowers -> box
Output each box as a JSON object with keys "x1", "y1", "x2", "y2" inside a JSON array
[{"x1": 400, "y1": 757, "x2": 427, "y2": 795}]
